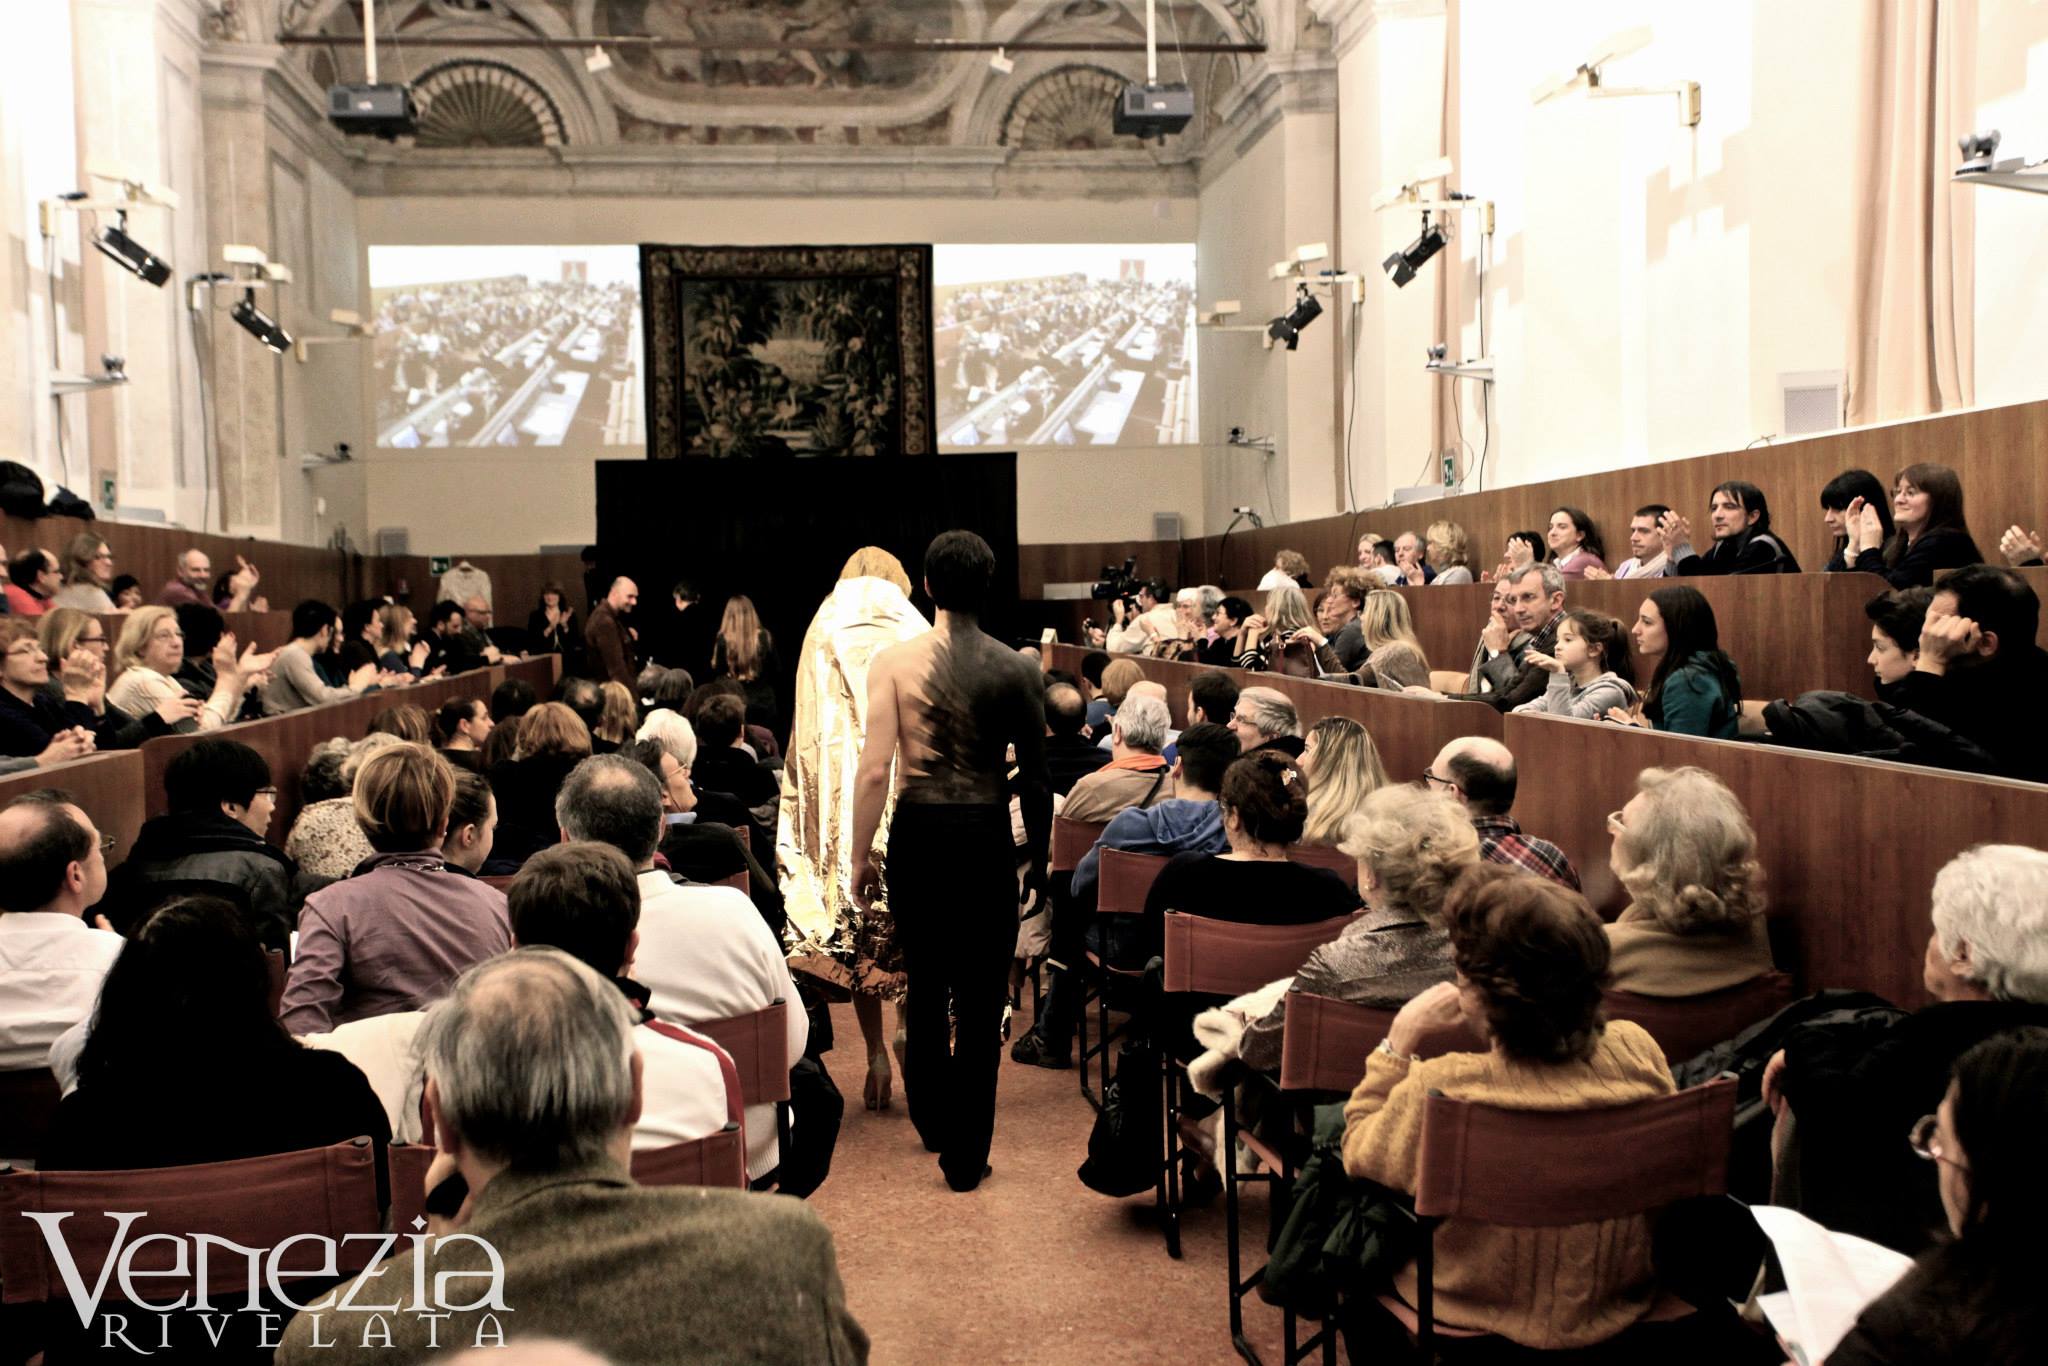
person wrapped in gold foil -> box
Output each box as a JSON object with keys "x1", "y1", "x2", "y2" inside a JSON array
[{"x1": 777, "y1": 547, "x2": 930, "y2": 1110}]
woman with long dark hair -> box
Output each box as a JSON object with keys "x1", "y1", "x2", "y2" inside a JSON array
[
  {"x1": 1669, "y1": 481, "x2": 1801, "y2": 574},
  {"x1": 1607, "y1": 585, "x2": 1741, "y2": 737},
  {"x1": 1837, "y1": 463, "x2": 1984, "y2": 588},
  {"x1": 711, "y1": 593, "x2": 779, "y2": 730},
  {"x1": 1828, "y1": 1028, "x2": 2048, "y2": 1364},
  {"x1": 1545, "y1": 507, "x2": 1607, "y2": 579},
  {"x1": 1821, "y1": 468, "x2": 1895, "y2": 571}
]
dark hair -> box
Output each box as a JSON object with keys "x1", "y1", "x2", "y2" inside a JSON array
[
  {"x1": 1865, "y1": 587, "x2": 1935, "y2": 656},
  {"x1": 1508, "y1": 531, "x2": 1546, "y2": 564},
  {"x1": 1563, "y1": 609, "x2": 1635, "y2": 688},
  {"x1": 508, "y1": 842, "x2": 641, "y2": 981},
  {"x1": 8, "y1": 548, "x2": 52, "y2": 591},
  {"x1": 1142, "y1": 577, "x2": 1171, "y2": 602},
  {"x1": 175, "y1": 603, "x2": 226, "y2": 658},
  {"x1": 109, "y1": 574, "x2": 140, "y2": 601},
  {"x1": 481, "y1": 713, "x2": 524, "y2": 768},
  {"x1": 1220, "y1": 750, "x2": 1308, "y2": 846},
  {"x1": 1215, "y1": 596, "x2": 1252, "y2": 627},
  {"x1": 1712, "y1": 480, "x2": 1773, "y2": 536},
  {"x1": 446, "y1": 767, "x2": 493, "y2": 834},
  {"x1": 554, "y1": 753, "x2": 664, "y2": 865},
  {"x1": 1080, "y1": 651, "x2": 1111, "y2": 687},
  {"x1": 77, "y1": 896, "x2": 293, "y2": 1090},
  {"x1": 367, "y1": 704, "x2": 429, "y2": 744},
  {"x1": 1447, "y1": 865, "x2": 1609, "y2": 1063},
  {"x1": 924, "y1": 530, "x2": 996, "y2": 613},
  {"x1": 1045, "y1": 683, "x2": 1086, "y2": 736},
  {"x1": 557, "y1": 676, "x2": 603, "y2": 733},
  {"x1": 1373, "y1": 540, "x2": 1397, "y2": 564},
  {"x1": 1444, "y1": 745, "x2": 1516, "y2": 817},
  {"x1": 1936, "y1": 565, "x2": 2040, "y2": 657},
  {"x1": 436, "y1": 697, "x2": 486, "y2": 745},
  {"x1": 428, "y1": 600, "x2": 466, "y2": 630},
  {"x1": 1174, "y1": 722, "x2": 1239, "y2": 793},
  {"x1": 1643, "y1": 586, "x2": 1741, "y2": 727},
  {"x1": 290, "y1": 599, "x2": 338, "y2": 640},
  {"x1": 341, "y1": 599, "x2": 380, "y2": 642},
  {"x1": 620, "y1": 739, "x2": 670, "y2": 784},
  {"x1": 0, "y1": 793, "x2": 93, "y2": 912},
  {"x1": 670, "y1": 580, "x2": 699, "y2": 604},
  {"x1": 1820, "y1": 469, "x2": 1894, "y2": 557},
  {"x1": 1044, "y1": 668, "x2": 1079, "y2": 691},
  {"x1": 1948, "y1": 1027, "x2": 2048, "y2": 1246},
  {"x1": 491, "y1": 678, "x2": 537, "y2": 723},
  {"x1": 164, "y1": 739, "x2": 271, "y2": 816},
  {"x1": 692, "y1": 692, "x2": 746, "y2": 749},
  {"x1": 1886, "y1": 463, "x2": 1971, "y2": 567},
  {"x1": 650, "y1": 668, "x2": 694, "y2": 713},
  {"x1": 1552, "y1": 507, "x2": 1605, "y2": 561},
  {"x1": 1633, "y1": 504, "x2": 1671, "y2": 522},
  {"x1": 1188, "y1": 669, "x2": 1240, "y2": 727}
]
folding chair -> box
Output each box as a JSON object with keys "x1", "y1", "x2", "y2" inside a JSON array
[
  {"x1": 1285, "y1": 842, "x2": 1359, "y2": 888},
  {"x1": 1378, "y1": 1078, "x2": 1740, "y2": 1358},
  {"x1": 631, "y1": 1126, "x2": 748, "y2": 1189},
  {"x1": 1036, "y1": 815, "x2": 1106, "y2": 1034},
  {"x1": 712, "y1": 868, "x2": 751, "y2": 896},
  {"x1": 480, "y1": 873, "x2": 517, "y2": 892},
  {"x1": 1156, "y1": 911, "x2": 1360, "y2": 1260},
  {"x1": 1602, "y1": 971, "x2": 1796, "y2": 1062},
  {"x1": 694, "y1": 1000, "x2": 793, "y2": 1184},
  {"x1": 1078, "y1": 847, "x2": 1169, "y2": 1110},
  {"x1": 0, "y1": 1136, "x2": 383, "y2": 1354}
]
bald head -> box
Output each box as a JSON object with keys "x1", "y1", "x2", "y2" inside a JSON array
[
  {"x1": 607, "y1": 577, "x2": 639, "y2": 613},
  {"x1": 1429, "y1": 736, "x2": 1518, "y2": 817},
  {"x1": 463, "y1": 595, "x2": 492, "y2": 627},
  {"x1": 555, "y1": 754, "x2": 663, "y2": 867},
  {"x1": 0, "y1": 797, "x2": 104, "y2": 916},
  {"x1": 177, "y1": 549, "x2": 212, "y2": 590},
  {"x1": 1128, "y1": 680, "x2": 1169, "y2": 706}
]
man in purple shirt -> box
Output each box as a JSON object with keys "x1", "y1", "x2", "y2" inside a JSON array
[
  {"x1": 159, "y1": 548, "x2": 260, "y2": 610},
  {"x1": 1424, "y1": 736, "x2": 1581, "y2": 891}
]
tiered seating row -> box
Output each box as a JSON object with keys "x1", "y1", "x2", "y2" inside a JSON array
[{"x1": 1047, "y1": 643, "x2": 2048, "y2": 1008}]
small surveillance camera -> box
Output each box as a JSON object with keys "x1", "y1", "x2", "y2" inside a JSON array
[
  {"x1": 1426, "y1": 343, "x2": 1448, "y2": 362},
  {"x1": 1228, "y1": 426, "x2": 1246, "y2": 443},
  {"x1": 101, "y1": 354, "x2": 126, "y2": 376},
  {"x1": 1958, "y1": 129, "x2": 2001, "y2": 171}
]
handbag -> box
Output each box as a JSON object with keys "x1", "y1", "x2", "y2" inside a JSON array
[{"x1": 1077, "y1": 1039, "x2": 1161, "y2": 1197}]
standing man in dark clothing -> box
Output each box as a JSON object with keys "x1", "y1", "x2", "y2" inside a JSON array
[
  {"x1": 852, "y1": 530, "x2": 1051, "y2": 1192},
  {"x1": 585, "y1": 576, "x2": 639, "y2": 687}
]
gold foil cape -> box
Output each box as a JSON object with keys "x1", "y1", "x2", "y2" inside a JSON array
[{"x1": 775, "y1": 575, "x2": 931, "y2": 997}]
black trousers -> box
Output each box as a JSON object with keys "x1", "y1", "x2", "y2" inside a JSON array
[{"x1": 889, "y1": 801, "x2": 1016, "y2": 1187}]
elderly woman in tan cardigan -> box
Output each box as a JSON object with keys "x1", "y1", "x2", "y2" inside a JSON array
[{"x1": 1604, "y1": 765, "x2": 1774, "y2": 997}]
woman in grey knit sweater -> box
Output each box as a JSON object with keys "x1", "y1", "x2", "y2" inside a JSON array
[{"x1": 1512, "y1": 608, "x2": 1638, "y2": 721}]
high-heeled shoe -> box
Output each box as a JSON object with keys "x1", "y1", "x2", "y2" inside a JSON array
[{"x1": 864, "y1": 1051, "x2": 893, "y2": 1111}]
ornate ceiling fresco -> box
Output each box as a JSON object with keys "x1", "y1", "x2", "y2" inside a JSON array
[{"x1": 276, "y1": 0, "x2": 1268, "y2": 154}]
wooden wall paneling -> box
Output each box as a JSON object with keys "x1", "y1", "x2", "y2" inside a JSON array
[
  {"x1": 1503, "y1": 712, "x2": 2048, "y2": 1008},
  {"x1": 0, "y1": 512, "x2": 351, "y2": 610},
  {"x1": 0, "y1": 751, "x2": 148, "y2": 863},
  {"x1": 1016, "y1": 542, "x2": 1175, "y2": 599}
]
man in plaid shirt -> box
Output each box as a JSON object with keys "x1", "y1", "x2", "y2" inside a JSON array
[{"x1": 1424, "y1": 737, "x2": 1580, "y2": 891}]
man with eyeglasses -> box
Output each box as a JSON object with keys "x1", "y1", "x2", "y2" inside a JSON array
[
  {"x1": 0, "y1": 792, "x2": 121, "y2": 1073},
  {"x1": 1422, "y1": 736, "x2": 1579, "y2": 890}
]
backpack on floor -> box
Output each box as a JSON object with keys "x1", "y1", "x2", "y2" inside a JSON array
[{"x1": 1077, "y1": 1039, "x2": 1160, "y2": 1197}]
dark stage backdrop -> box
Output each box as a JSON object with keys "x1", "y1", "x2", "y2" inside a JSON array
[{"x1": 594, "y1": 454, "x2": 1021, "y2": 733}]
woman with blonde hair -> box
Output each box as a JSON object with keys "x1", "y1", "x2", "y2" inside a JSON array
[
  {"x1": 595, "y1": 680, "x2": 637, "y2": 747},
  {"x1": 778, "y1": 546, "x2": 931, "y2": 1110},
  {"x1": 1240, "y1": 785, "x2": 1482, "y2": 1070},
  {"x1": 711, "y1": 593, "x2": 779, "y2": 729},
  {"x1": 1235, "y1": 583, "x2": 1317, "y2": 672},
  {"x1": 1355, "y1": 589, "x2": 1431, "y2": 689},
  {"x1": 37, "y1": 607, "x2": 202, "y2": 745},
  {"x1": 108, "y1": 606, "x2": 246, "y2": 732},
  {"x1": 374, "y1": 605, "x2": 433, "y2": 677},
  {"x1": 1426, "y1": 520, "x2": 1474, "y2": 585},
  {"x1": 52, "y1": 533, "x2": 117, "y2": 612},
  {"x1": 1299, "y1": 715, "x2": 1390, "y2": 845},
  {"x1": 1605, "y1": 765, "x2": 1773, "y2": 996}
]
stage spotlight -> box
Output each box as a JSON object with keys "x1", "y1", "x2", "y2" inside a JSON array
[
  {"x1": 1383, "y1": 216, "x2": 1447, "y2": 288},
  {"x1": 1265, "y1": 285, "x2": 1323, "y2": 351},
  {"x1": 92, "y1": 212, "x2": 170, "y2": 288},
  {"x1": 230, "y1": 289, "x2": 292, "y2": 354}
]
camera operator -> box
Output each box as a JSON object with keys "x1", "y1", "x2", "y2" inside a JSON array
[{"x1": 1105, "y1": 577, "x2": 1182, "y2": 654}]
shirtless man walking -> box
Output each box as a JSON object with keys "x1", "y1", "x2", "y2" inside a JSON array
[{"x1": 851, "y1": 530, "x2": 1051, "y2": 1191}]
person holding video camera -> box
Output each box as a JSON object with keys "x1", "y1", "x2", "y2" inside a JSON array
[{"x1": 1105, "y1": 576, "x2": 1182, "y2": 654}]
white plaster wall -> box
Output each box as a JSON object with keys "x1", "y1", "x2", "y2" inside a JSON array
[
  {"x1": 347, "y1": 193, "x2": 1207, "y2": 552},
  {"x1": 1972, "y1": 0, "x2": 2048, "y2": 411}
]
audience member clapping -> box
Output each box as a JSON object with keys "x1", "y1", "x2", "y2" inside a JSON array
[
  {"x1": 527, "y1": 582, "x2": 577, "y2": 656},
  {"x1": 1996, "y1": 522, "x2": 2044, "y2": 567},
  {"x1": 1611, "y1": 585, "x2": 1741, "y2": 737},
  {"x1": 1545, "y1": 506, "x2": 1606, "y2": 579},
  {"x1": 1763, "y1": 844, "x2": 2048, "y2": 1252},
  {"x1": 1667, "y1": 481, "x2": 1801, "y2": 574},
  {"x1": 1512, "y1": 608, "x2": 1637, "y2": 718},
  {"x1": 1342, "y1": 869, "x2": 1673, "y2": 1349},
  {"x1": 1822, "y1": 469, "x2": 1894, "y2": 571},
  {"x1": 1592, "y1": 504, "x2": 1675, "y2": 579},
  {"x1": 1834, "y1": 463, "x2": 1984, "y2": 587},
  {"x1": 1298, "y1": 715, "x2": 1389, "y2": 845},
  {"x1": 280, "y1": 743, "x2": 511, "y2": 1033},
  {"x1": 1239, "y1": 788, "x2": 1482, "y2": 1071},
  {"x1": 1604, "y1": 766, "x2": 1773, "y2": 997},
  {"x1": 263, "y1": 600, "x2": 381, "y2": 715}
]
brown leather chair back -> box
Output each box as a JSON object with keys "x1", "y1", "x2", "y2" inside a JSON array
[
  {"x1": 1160, "y1": 910, "x2": 1360, "y2": 996},
  {"x1": 480, "y1": 874, "x2": 517, "y2": 892},
  {"x1": 1601, "y1": 971, "x2": 1797, "y2": 1061},
  {"x1": 630, "y1": 1125, "x2": 748, "y2": 1189},
  {"x1": 1413, "y1": 1078, "x2": 1737, "y2": 1226},
  {"x1": 1287, "y1": 841, "x2": 1358, "y2": 887},
  {"x1": 1051, "y1": 816, "x2": 1108, "y2": 873},
  {"x1": 692, "y1": 1001, "x2": 793, "y2": 1108},
  {"x1": 1096, "y1": 847, "x2": 1170, "y2": 916},
  {"x1": 713, "y1": 869, "x2": 750, "y2": 896},
  {"x1": 1278, "y1": 992, "x2": 1395, "y2": 1093},
  {"x1": 385, "y1": 1141, "x2": 434, "y2": 1235},
  {"x1": 0, "y1": 1137, "x2": 383, "y2": 1305}
]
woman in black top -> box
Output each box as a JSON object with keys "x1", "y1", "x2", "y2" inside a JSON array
[
  {"x1": 1669, "y1": 481, "x2": 1802, "y2": 575},
  {"x1": 1821, "y1": 468, "x2": 1894, "y2": 572},
  {"x1": 1835, "y1": 462, "x2": 1984, "y2": 588},
  {"x1": 1828, "y1": 1028, "x2": 2048, "y2": 1366},
  {"x1": 1142, "y1": 749, "x2": 1360, "y2": 954},
  {"x1": 710, "y1": 593, "x2": 779, "y2": 730},
  {"x1": 526, "y1": 582, "x2": 577, "y2": 656}
]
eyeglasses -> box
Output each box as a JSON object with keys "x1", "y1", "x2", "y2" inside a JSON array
[
  {"x1": 97, "y1": 834, "x2": 116, "y2": 855},
  {"x1": 1421, "y1": 771, "x2": 1456, "y2": 790},
  {"x1": 1606, "y1": 809, "x2": 1627, "y2": 834},
  {"x1": 79, "y1": 635, "x2": 108, "y2": 648},
  {"x1": 1909, "y1": 1114, "x2": 1966, "y2": 1170}
]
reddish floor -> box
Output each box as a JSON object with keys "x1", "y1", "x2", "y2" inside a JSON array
[{"x1": 807, "y1": 995, "x2": 1300, "y2": 1366}]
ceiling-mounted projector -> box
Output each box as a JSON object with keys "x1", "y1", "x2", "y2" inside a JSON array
[
  {"x1": 328, "y1": 83, "x2": 417, "y2": 139},
  {"x1": 1113, "y1": 82, "x2": 1193, "y2": 139}
]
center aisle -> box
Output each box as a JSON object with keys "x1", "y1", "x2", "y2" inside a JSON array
[{"x1": 807, "y1": 997, "x2": 1294, "y2": 1366}]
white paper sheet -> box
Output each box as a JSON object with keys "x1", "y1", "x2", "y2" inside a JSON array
[{"x1": 1751, "y1": 1205, "x2": 1916, "y2": 1364}]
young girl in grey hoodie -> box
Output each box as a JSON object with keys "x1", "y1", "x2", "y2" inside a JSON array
[{"x1": 1512, "y1": 609, "x2": 1639, "y2": 721}]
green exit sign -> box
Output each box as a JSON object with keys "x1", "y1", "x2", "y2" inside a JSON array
[
  {"x1": 430, "y1": 556, "x2": 451, "y2": 575},
  {"x1": 99, "y1": 474, "x2": 117, "y2": 511}
]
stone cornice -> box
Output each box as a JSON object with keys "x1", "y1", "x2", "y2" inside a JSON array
[{"x1": 1306, "y1": 0, "x2": 1444, "y2": 61}]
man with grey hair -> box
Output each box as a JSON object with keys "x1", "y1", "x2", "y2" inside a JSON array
[
  {"x1": 556, "y1": 755, "x2": 804, "y2": 1181},
  {"x1": 1761, "y1": 843, "x2": 2048, "y2": 1254},
  {"x1": 1061, "y1": 692, "x2": 1175, "y2": 824},
  {"x1": 276, "y1": 949, "x2": 868, "y2": 1366},
  {"x1": 1453, "y1": 560, "x2": 1566, "y2": 713},
  {"x1": 633, "y1": 708, "x2": 752, "y2": 833},
  {"x1": 1227, "y1": 685, "x2": 1304, "y2": 758}
]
